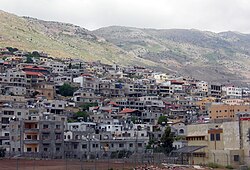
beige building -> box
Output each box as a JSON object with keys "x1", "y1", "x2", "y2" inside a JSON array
[
  {"x1": 207, "y1": 103, "x2": 250, "y2": 121},
  {"x1": 196, "y1": 97, "x2": 216, "y2": 113},
  {"x1": 182, "y1": 117, "x2": 250, "y2": 166},
  {"x1": 34, "y1": 83, "x2": 56, "y2": 100}
]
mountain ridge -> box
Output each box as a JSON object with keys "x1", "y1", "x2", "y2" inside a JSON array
[
  {"x1": 0, "y1": 10, "x2": 250, "y2": 85},
  {"x1": 93, "y1": 26, "x2": 250, "y2": 85}
]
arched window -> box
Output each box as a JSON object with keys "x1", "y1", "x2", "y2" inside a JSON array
[{"x1": 179, "y1": 129, "x2": 184, "y2": 134}]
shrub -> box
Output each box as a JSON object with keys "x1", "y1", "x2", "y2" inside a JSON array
[
  {"x1": 207, "y1": 162, "x2": 221, "y2": 168},
  {"x1": 225, "y1": 165, "x2": 234, "y2": 169},
  {"x1": 58, "y1": 83, "x2": 77, "y2": 96}
]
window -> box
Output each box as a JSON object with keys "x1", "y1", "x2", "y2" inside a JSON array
[
  {"x1": 82, "y1": 144, "x2": 87, "y2": 149},
  {"x1": 43, "y1": 124, "x2": 49, "y2": 129},
  {"x1": 74, "y1": 144, "x2": 78, "y2": 149},
  {"x1": 179, "y1": 129, "x2": 184, "y2": 134},
  {"x1": 138, "y1": 143, "x2": 142, "y2": 147},
  {"x1": 17, "y1": 112, "x2": 21, "y2": 116},
  {"x1": 27, "y1": 148, "x2": 32, "y2": 152},
  {"x1": 216, "y1": 134, "x2": 220, "y2": 141},
  {"x1": 210, "y1": 134, "x2": 215, "y2": 141},
  {"x1": 234, "y1": 155, "x2": 239, "y2": 162},
  {"x1": 119, "y1": 144, "x2": 124, "y2": 148},
  {"x1": 129, "y1": 143, "x2": 133, "y2": 147}
]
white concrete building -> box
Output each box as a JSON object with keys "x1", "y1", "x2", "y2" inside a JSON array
[{"x1": 222, "y1": 86, "x2": 242, "y2": 99}]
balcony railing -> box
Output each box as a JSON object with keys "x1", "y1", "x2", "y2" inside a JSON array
[
  {"x1": 24, "y1": 128, "x2": 39, "y2": 133},
  {"x1": 24, "y1": 139, "x2": 39, "y2": 144}
]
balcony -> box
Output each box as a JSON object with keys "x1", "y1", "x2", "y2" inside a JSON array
[
  {"x1": 24, "y1": 128, "x2": 39, "y2": 133},
  {"x1": 55, "y1": 139, "x2": 63, "y2": 143},
  {"x1": 24, "y1": 139, "x2": 39, "y2": 144},
  {"x1": 42, "y1": 138, "x2": 51, "y2": 144},
  {"x1": 55, "y1": 128, "x2": 62, "y2": 133},
  {"x1": 41, "y1": 128, "x2": 50, "y2": 133}
]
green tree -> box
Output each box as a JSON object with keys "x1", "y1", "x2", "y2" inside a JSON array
[
  {"x1": 25, "y1": 56, "x2": 34, "y2": 63},
  {"x1": 158, "y1": 115, "x2": 168, "y2": 125},
  {"x1": 75, "y1": 111, "x2": 89, "y2": 121},
  {"x1": 68, "y1": 63, "x2": 72, "y2": 69},
  {"x1": 58, "y1": 83, "x2": 76, "y2": 97},
  {"x1": 31, "y1": 51, "x2": 41, "y2": 58},
  {"x1": 81, "y1": 103, "x2": 98, "y2": 111},
  {"x1": 0, "y1": 148, "x2": 5, "y2": 157},
  {"x1": 160, "y1": 126, "x2": 174, "y2": 153},
  {"x1": 6, "y1": 47, "x2": 18, "y2": 53}
]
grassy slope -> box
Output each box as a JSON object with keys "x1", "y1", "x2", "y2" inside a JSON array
[
  {"x1": 94, "y1": 26, "x2": 250, "y2": 84},
  {"x1": 0, "y1": 10, "x2": 156, "y2": 67}
]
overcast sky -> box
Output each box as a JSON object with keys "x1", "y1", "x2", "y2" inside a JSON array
[{"x1": 1, "y1": 0, "x2": 250, "y2": 33}]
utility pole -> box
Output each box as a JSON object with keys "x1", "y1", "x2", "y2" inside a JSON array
[
  {"x1": 80, "y1": 153, "x2": 83, "y2": 170},
  {"x1": 238, "y1": 113, "x2": 243, "y2": 149},
  {"x1": 16, "y1": 158, "x2": 19, "y2": 170}
]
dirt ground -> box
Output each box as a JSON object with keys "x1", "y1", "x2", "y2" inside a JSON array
[
  {"x1": 0, "y1": 159, "x2": 137, "y2": 170},
  {"x1": 0, "y1": 159, "x2": 227, "y2": 170}
]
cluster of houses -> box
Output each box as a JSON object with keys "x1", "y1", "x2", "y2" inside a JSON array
[{"x1": 0, "y1": 47, "x2": 250, "y2": 167}]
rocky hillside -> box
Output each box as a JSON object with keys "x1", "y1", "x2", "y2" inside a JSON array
[
  {"x1": 94, "y1": 26, "x2": 250, "y2": 84},
  {"x1": 0, "y1": 10, "x2": 250, "y2": 84},
  {"x1": 0, "y1": 10, "x2": 155, "y2": 67}
]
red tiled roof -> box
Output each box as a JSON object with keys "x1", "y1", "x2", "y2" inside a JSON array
[
  {"x1": 81, "y1": 73, "x2": 92, "y2": 77},
  {"x1": 24, "y1": 65, "x2": 47, "y2": 70},
  {"x1": 108, "y1": 102, "x2": 119, "y2": 106},
  {"x1": 120, "y1": 108, "x2": 137, "y2": 114},
  {"x1": 24, "y1": 71, "x2": 44, "y2": 77},
  {"x1": 171, "y1": 80, "x2": 184, "y2": 85},
  {"x1": 93, "y1": 106, "x2": 99, "y2": 110}
]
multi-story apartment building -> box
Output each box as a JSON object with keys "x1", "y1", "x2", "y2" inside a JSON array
[
  {"x1": 73, "y1": 89, "x2": 102, "y2": 103},
  {"x1": 209, "y1": 84, "x2": 222, "y2": 99},
  {"x1": 47, "y1": 62, "x2": 67, "y2": 74},
  {"x1": 207, "y1": 103, "x2": 250, "y2": 121},
  {"x1": 9, "y1": 114, "x2": 65, "y2": 158},
  {"x1": 34, "y1": 83, "x2": 56, "y2": 100},
  {"x1": 0, "y1": 69, "x2": 27, "y2": 96},
  {"x1": 41, "y1": 100, "x2": 67, "y2": 115},
  {"x1": 158, "y1": 82, "x2": 173, "y2": 97},
  {"x1": 222, "y1": 86, "x2": 243, "y2": 99},
  {"x1": 178, "y1": 114, "x2": 250, "y2": 166}
]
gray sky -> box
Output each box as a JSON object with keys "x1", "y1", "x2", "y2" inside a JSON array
[{"x1": 1, "y1": 0, "x2": 250, "y2": 33}]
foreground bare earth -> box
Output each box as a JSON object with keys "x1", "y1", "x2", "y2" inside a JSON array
[{"x1": 0, "y1": 159, "x2": 228, "y2": 170}]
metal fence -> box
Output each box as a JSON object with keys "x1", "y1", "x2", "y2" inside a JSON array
[{"x1": 3, "y1": 151, "x2": 250, "y2": 170}]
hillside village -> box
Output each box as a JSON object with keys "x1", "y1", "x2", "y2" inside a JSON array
[{"x1": 0, "y1": 47, "x2": 250, "y2": 168}]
